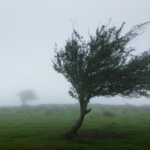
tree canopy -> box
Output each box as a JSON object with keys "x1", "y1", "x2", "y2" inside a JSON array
[
  {"x1": 52, "y1": 21, "x2": 150, "y2": 136},
  {"x1": 17, "y1": 89, "x2": 37, "y2": 106}
]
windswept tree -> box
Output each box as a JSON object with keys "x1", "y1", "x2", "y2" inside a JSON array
[
  {"x1": 52, "y1": 21, "x2": 150, "y2": 137},
  {"x1": 17, "y1": 89, "x2": 37, "y2": 106}
]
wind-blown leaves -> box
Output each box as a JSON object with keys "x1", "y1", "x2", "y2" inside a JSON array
[{"x1": 52, "y1": 21, "x2": 150, "y2": 101}]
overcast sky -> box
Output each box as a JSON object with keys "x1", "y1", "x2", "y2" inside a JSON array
[{"x1": 0, "y1": 0, "x2": 150, "y2": 106}]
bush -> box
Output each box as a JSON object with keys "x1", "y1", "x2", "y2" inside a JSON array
[
  {"x1": 122, "y1": 109, "x2": 129, "y2": 113},
  {"x1": 102, "y1": 111, "x2": 115, "y2": 117},
  {"x1": 44, "y1": 110, "x2": 52, "y2": 116}
]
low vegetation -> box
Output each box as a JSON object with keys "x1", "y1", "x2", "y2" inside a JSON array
[{"x1": 0, "y1": 104, "x2": 150, "y2": 150}]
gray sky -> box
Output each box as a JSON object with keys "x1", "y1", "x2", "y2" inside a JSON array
[{"x1": 0, "y1": 0, "x2": 150, "y2": 106}]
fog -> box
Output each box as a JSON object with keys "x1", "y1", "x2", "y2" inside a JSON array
[{"x1": 0, "y1": 0, "x2": 150, "y2": 106}]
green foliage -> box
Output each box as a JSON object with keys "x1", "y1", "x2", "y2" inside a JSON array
[{"x1": 53, "y1": 21, "x2": 150, "y2": 102}]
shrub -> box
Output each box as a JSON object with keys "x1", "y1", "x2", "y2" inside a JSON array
[
  {"x1": 102, "y1": 111, "x2": 115, "y2": 117},
  {"x1": 122, "y1": 109, "x2": 129, "y2": 113},
  {"x1": 44, "y1": 110, "x2": 52, "y2": 116}
]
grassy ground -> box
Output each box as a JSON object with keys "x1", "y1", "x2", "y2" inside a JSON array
[{"x1": 0, "y1": 104, "x2": 150, "y2": 150}]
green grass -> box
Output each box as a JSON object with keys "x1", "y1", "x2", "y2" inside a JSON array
[{"x1": 0, "y1": 104, "x2": 150, "y2": 150}]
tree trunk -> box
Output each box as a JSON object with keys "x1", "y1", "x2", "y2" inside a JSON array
[{"x1": 65, "y1": 100, "x2": 91, "y2": 137}]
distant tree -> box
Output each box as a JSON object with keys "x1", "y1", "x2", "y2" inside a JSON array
[
  {"x1": 52, "y1": 21, "x2": 150, "y2": 137},
  {"x1": 17, "y1": 89, "x2": 37, "y2": 106}
]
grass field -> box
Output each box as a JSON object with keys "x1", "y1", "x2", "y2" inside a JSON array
[{"x1": 0, "y1": 103, "x2": 150, "y2": 150}]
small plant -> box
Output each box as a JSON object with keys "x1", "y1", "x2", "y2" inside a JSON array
[
  {"x1": 131, "y1": 108, "x2": 138, "y2": 113},
  {"x1": 44, "y1": 110, "x2": 52, "y2": 116},
  {"x1": 122, "y1": 109, "x2": 129, "y2": 113},
  {"x1": 16, "y1": 109, "x2": 26, "y2": 114},
  {"x1": 102, "y1": 111, "x2": 115, "y2": 117},
  {"x1": 33, "y1": 108, "x2": 39, "y2": 112}
]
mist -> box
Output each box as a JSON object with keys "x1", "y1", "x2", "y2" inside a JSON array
[{"x1": 0, "y1": 0, "x2": 150, "y2": 106}]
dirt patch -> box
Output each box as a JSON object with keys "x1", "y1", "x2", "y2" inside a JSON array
[
  {"x1": 113, "y1": 133, "x2": 135, "y2": 139},
  {"x1": 77, "y1": 129, "x2": 135, "y2": 140}
]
